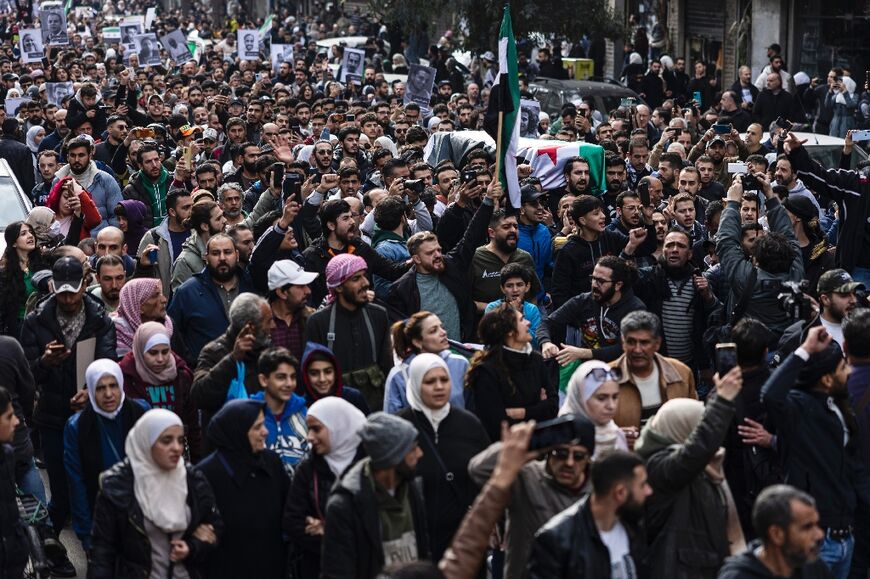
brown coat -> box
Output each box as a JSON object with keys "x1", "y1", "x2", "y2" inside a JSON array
[{"x1": 610, "y1": 352, "x2": 697, "y2": 428}]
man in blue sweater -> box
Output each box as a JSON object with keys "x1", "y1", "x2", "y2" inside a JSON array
[{"x1": 517, "y1": 185, "x2": 553, "y2": 298}]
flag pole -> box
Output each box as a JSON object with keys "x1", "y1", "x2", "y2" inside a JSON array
[{"x1": 495, "y1": 110, "x2": 504, "y2": 187}]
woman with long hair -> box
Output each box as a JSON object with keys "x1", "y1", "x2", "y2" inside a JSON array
[
  {"x1": 398, "y1": 353, "x2": 489, "y2": 561},
  {"x1": 560, "y1": 360, "x2": 628, "y2": 458},
  {"x1": 45, "y1": 176, "x2": 102, "y2": 241},
  {"x1": 114, "y1": 278, "x2": 172, "y2": 357},
  {"x1": 89, "y1": 409, "x2": 222, "y2": 578},
  {"x1": 0, "y1": 221, "x2": 46, "y2": 337},
  {"x1": 283, "y1": 397, "x2": 366, "y2": 578},
  {"x1": 466, "y1": 303, "x2": 558, "y2": 441},
  {"x1": 384, "y1": 312, "x2": 469, "y2": 414}
]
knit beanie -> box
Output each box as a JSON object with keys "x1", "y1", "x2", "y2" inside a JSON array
[{"x1": 359, "y1": 412, "x2": 418, "y2": 469}]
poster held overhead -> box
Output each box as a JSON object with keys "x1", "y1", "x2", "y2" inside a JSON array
[
  {"x1": 340, "y1": 47, "x2": 366, "y2": 85},
  {"x1": 403, "y1": 64, "x2": 436, "y2": 115},
  {"x1": 19, "y1": 28, "x2": 44, "y2": 63},
  {"x1": 237, "y1": 29, "x2": 260, "y2": 61}
]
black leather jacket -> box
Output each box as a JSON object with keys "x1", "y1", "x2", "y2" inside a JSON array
[{"x1": 88, "y1": 459, "x2": 223, "y2": 579}]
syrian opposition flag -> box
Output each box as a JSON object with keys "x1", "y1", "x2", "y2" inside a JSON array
[
  {"x1": 484, "y1": 6, "x2": 521, "y2": 209},
  {"x1": 518, "y1": 140, "x2": 607, "y2": 194}
]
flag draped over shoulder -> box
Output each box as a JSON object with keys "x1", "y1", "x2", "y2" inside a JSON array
[{"x1": 483, "y1": 6, "x2": 521, "y2": 209}]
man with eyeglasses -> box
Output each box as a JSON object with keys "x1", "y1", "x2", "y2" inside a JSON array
[
  {"x1": 309, "y1": 140, "x2": 333, "y2": 174},
  {"x1": 469, "y1": 414, "x2": 597, "y2": 579}
]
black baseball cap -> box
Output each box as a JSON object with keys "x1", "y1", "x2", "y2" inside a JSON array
[
  {"x1": 52, "y1": 256, "x2": 84, "y2": 294},
  {"x1": 520, "y1": 184, "x2": 545, "y2": 205},
  {"x1": 817, "y1": 269, "x2": 864, "y2": 295}
]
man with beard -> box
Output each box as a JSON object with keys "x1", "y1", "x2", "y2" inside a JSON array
[
  {"x1": 529, "y1": 451, "x2": 652, "y2": 578},
  {"x1": 169, "y1": 233, "x2": 255, "y2": 362},
  {"x1": 630, "y1": 229, "x2": 719, "y2": 372},
  {"x1": 122, "y1": 143, "x2": 170, "y2": 228},
  {"x1": 626, "y1": 138, "x2": 652, "y2": 190},
  {"x1": 309, "y1": 140, "x2": 333, "y2": 174},
  {"x1": 606, "y1": 191, "x2": 644, "y2": 236},
  {"x1": 719, "y1": 485, "x2": 829, "y2": 579},
  {"x1": 696, "y1": 155, "x2": 727, "y2": 202},
  {"x1": 689, "y1": 132, "x2": 743, "y2": 189},
  {"x1": 602, "y1": 154, "x2": 628, "y2": 220},
  {"x1": 470, "y1": 210, "x2": 541, "y2": 314},
  {"x1": 54, "y1": 136, "x2": 122, "y2": 233},
  {"x1": 540, "y1": 256, "x2": 647, "y2": 364},
  {"x1": 469, "y1": 415, "x2": 598, "y2": 579},
  {"x1": 218, "y1": 183, "x2": 246, "y2": 226},
  {"x1": 225, "y1": 142, "x2": 261, "y2": 192},
  {"x1": 388, "y1": 186, "x2": 498, "y2": 342},
  {"x1": 305, "y1": 255, "x2": 393, "y2": 410},
  {"x1": 777, "y1": 270, "x2": 863, "y2": 357},
  {"x1": 517, "y1": 186, "x2": 554, "y2": 292},
  {"x1": 190, "y1": 293, "x2": 271, "y2": 437},
  {"x1": 331, "y1": 126, "x2": 371, "y2": 177},
  {"x1": 93, "y1": 116, "x2": 128, "y2": 167},
  {"x1": 654, "y1": 152, "x2": 682, "y2": 199},
  {"x1": 39, "y1": 109, "x2": 69, "y2": 153},
  {"x1": 302, "y1": 198, "x2": 410, "y2": 307},
  {"x1": 762, "y1": 327, "x2": 870, "y2": 579},
  {"x1": 546, "y1": 156, "x2": 593, "y2": 218},
  {"x1": 170, "y1": 200, "x2": 226, "y2": 291},
  {"x1": 323, "y1": 413, "x2": 428, "y2": 578},
  {"x1": 550, "y1": 195, "x2": 656, "y2": 308},
  {"x1": 266, "y1": 260, "x2": 316, "y2": 361},
  {"x1": 136, "y1": 189, "x2": 192, "y2": 296}
]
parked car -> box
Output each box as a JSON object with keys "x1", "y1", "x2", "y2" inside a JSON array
[
  {"x1": 738, "y1": 132, "x2": 868, "y2": 169},
  {"x1": 528, "y1": 78, "x2": 645, "y2": 121},
  {"x1": 0, "y1": 158, "x2": 34, "y2": 253}
]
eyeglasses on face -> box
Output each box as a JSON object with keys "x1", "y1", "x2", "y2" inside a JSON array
[{"x1": 550, "y1": 448, "x2": 589, "y2": 462}]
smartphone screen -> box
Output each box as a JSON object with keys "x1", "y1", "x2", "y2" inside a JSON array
[
  {"x1": 716, "y1": 343, "x2": 738, "y2": 376},
  {"x1": 272, "y1": 163, "x2": 285, "y2": 190}
]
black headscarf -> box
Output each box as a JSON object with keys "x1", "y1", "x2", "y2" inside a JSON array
[{"x1": 207, "y1": 399, "x2": 266, "y2": 487}]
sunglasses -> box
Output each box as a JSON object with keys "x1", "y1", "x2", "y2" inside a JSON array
[
  {"x1": 550, "y1": 448, "x2": 589, "y2": 462},
  {"x1": 584, "y1": 367, "x2": 622, "y2": 383}
]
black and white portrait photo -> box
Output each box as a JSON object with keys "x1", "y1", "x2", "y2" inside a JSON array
[
  {"x1": 40, "y1": 7, "x2": 68, "y2": 46},
  {"x1": 340, "y1": 47, "x2": 366, "y2": 85},
  {"x1": 120, "y1": 21, "x2": 142, "y2": 50},
  {"x1": 19, "y1": 28, "x2": 44, "y2": 63},
  {"x1": 133, "y1": 33, "x2": 161, "y2": 67},
  {"x1": 270, "y1": 44, "x2": 293, "y2": 72},
  {"x1": 45, "y1": 82, "x2": 74, "y2": 107},
  {"x1": 160, "y1": 29, "x2": 192, "y2": 63},
  {"x1": 237, "y1": 29, "x2": 259, "y2": 61},
  {"x1": 403, "y1": 64, "x2": 437, "y2": 112},
  {"x1": 519, "y1": 99, "x2": 541, "y2": 139}
]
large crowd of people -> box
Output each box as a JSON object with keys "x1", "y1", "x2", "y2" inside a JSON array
[{"x1": 0, "y1": 2, "x2": 869, "y2": 579}]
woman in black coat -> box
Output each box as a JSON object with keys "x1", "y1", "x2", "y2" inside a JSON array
[
  {"x1": 196, "y1": 399, "x2": 291, "y2": 579},
  {"x1": 634, "y1": 367, "x2": 745, "y2": 579},
  {"x1": 397, "y1": 353, "x2": 490, "y2": 561},
  {"x1": 466, "y1": 303, "x2": 558, "y2": 441},
  {"x1": 0, "y1": 221, "x2": 46, "y2": 338},
  {"x1": 283, "y1": 397, "x2": 366, "y2": 578},
  {"x1": 88, "y1": 409, "x2": 222, "y2": 579}
]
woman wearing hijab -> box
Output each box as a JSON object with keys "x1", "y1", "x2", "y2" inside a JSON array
[
  {"x1": 26, "y1": 125, "x2": 45, "y2": 183},
  {"x1": 89, "y1": 409, "x2": 223, "y2": 579},
  {"x1": 114, "y1": 278, "x2": 172, "y2": 357},
  {"x1": 397, "y1": 353, "x2": 489, "y2": 561},
  {"x1": 0, "y1": 221, "x2": 47, "y2": 337},
  {"x1": 828, "y1": 76, "x2": 858, "y2": 138},
  {"x1": 119, "y1": 322, "x2": 200, "y2": 460},
  {"x1": 560, "y1": 360, "x2": 628, "y2": 458},
  {"x1": 113, "y1": 200, "x2": 149, "y2": 258},
  {"x1": 635, "y1": 366, "x2": 746, "y2": 579},
  {"x1": 284, "y1": 397, "x2": 366, "y2": 578},
  {"x1": 63, "y1": 359, "x2": 148, "y2": 550},
  {"x1": 196, "y1": 399, "x2": 290, "y2": 579}
]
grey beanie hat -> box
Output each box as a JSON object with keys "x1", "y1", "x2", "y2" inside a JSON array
[{"x1": 359, "y1": 412, "x2": 418, "y2": 469}]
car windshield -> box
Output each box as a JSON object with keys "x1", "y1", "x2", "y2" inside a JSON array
[
  {"x1": 0, "y1": 176, "x2": 30, "y2": 229},
  {"x1": 807, "y1": 145, "x2": 868, "y2": 170}
]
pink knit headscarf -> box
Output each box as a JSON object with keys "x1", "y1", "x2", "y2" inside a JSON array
[
  {"x1": 116, "y1": 278, "x2": 173, "y2": 352},
  {"x1": 324, "y1": 253, "x2": 367, "y2": 303}
]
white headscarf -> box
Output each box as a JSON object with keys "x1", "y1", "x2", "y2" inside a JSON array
[
  {"x1": 125, "y1": 409, "x2": 190, "y2": 533},
  {"x1": 374, "y1": 136, "x2": 398, "y2": 157},
  {"x1": 559, "y1": 360, "x2": 627, "y2": 457},
  {"x1": 26, "y1": 125, "x2": 45, "y2": 153},
  {"x1": 85, "y1": 359, "x2": 126, "y2": 420},
  {"x1": 308, "y1": 397, "x2": 366, "y2": 477},
  {"x1": 406, "y1": 353, "x2": 451, "y2": 433},
  {"x1": 836, "y1": 76, "x2": 857, "y2": 106}
]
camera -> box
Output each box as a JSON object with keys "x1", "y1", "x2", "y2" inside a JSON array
[
  {"x1": 740, "y1": 173, "x2": 761, "y2": 192},
  {"x1": 404, "y1": 178, "x2": 425, "y2": 194},
  {"x1": 774, "y1": 116, "x2": 793, "y2": 132},
  {"x1": 760, "y1": 280, "x2": 811, "y2": 320},
  {"x1": 461, "y1": 168, "x2": 478, "y2": 184}
]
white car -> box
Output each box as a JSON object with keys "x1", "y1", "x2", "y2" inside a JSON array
[
  {"x1": 0, "y1": 158, "x2": 35, "y2": 253},
  {"x1": 740, "y1": 131, "x2": 868, "y2": 169}
]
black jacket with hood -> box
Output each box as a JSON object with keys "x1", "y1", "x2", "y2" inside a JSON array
[
  {"x1": 299, "y1": 342, "x2": 370, "y2": 414},
  {"x1": 717, "y1": 540, "x2": 833, "y2": 579}
]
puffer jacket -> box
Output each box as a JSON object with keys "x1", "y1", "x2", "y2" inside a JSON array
[
  {"x1": 20, "y1": 294, "x2": 117, "y2": 430},
  {"x1": 87, "y1": 459, "x2": 223, "y2": 579},
  {"x1": 169, "y1": 230, "x2": 206, "y2": 292},
  {"x1": 635, "y1": 395, "x2": 736, "y2": 579}
]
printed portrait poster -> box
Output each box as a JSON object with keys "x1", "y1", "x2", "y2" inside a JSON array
[
  {"x1": 160, "y1": 29, "x2": 193, "y2": 63},
  {"x1": 40, "y1": 6, "x2": 69, "y2": 46},
  {"x1": 519, "y1": 99, "x2": 541, "y2": 138},
  {"x1": 403, "y1": 64, "x2": 436, "y2": 113},
  {"x1": 119, "y1": 17, "x2": 143, "y2": 52},
  {"x1": 270, "y1": 43, "x2": 293, "y2": 72},
  {"x1": 340, "y1": 47, "x2": 365, "y2": 85},
  {"x1": 45, "y1": 81, "x2": 73, "y2": 106},
  {"x1": 5, "y1": 97, "x2": 32, "y2": 117},
  {"x1": 237, "y1": 29, "x2": 260, "y2": 61},
  {"x1": 19, "y1": 28, "x2": 44, "y2": 63},
  {"x1": 133, "y1": 33, "x2": 161, "y2": 67}
]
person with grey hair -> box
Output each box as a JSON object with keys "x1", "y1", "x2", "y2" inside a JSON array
[
  {"x1": 718, "y1": 485, "x2": 829, "y2": 578},
  {"x1": 609, "y1": 310, "x2": 697, "y2": 439},
  {"x1": 169, "y1": 233, "x2": 256, "y2": 364},
  {"x1": 189, "y1": 291, "x2": 270, "y2": 448},
  {"x1": 217, "y1": 182, "x2": 246, "y2": 227}
]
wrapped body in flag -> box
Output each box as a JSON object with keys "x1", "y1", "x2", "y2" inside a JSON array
[
  {"x1": 423, "y1": 131, "x2": 495, "y2": 169},
  {"x1": 517, "y1": 138, "x2": 606, "y2": 195}
]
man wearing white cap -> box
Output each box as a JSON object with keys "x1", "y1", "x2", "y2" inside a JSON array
[{"x1": 267, "y1": 260, "x2": 318, "y2": 360}]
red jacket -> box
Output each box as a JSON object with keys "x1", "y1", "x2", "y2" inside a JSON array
[
  {"x1": 46, "y1": 177, "x2": 102, "y2": 240},
  {"x1": 118, "y1": 351, "x2": 202, "y2": 461}
]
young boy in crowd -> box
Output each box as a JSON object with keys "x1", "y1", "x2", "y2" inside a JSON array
[
  {"x1": 485, "y1": 263, "x2": 542, "y2": 348},
  {"x1": 252, "y1": 347, "x2": 309, "y2": 476}
]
